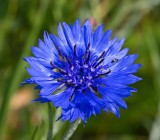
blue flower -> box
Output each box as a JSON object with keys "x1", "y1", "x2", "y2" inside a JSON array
[{"x1": 22, "y1": 19, "x2": 141, "y2": 123}]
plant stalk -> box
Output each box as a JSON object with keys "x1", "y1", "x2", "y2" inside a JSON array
[{"x1": 62, "y1": 119, "x2": 81, "y2": 140}]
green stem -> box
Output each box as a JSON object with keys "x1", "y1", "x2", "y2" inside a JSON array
[
  {"x1": 31, "y1": 126, "x2": 38, "y2": 140},
  {"x1": 52, "y1": 108, "x2": 63, "y2": 138},
  {"x1": 47, "y1": 103, "x2": 53, "y2": 140},
  {"x1": 62, "y1": 119, "x2": 81, "y2": 140}
]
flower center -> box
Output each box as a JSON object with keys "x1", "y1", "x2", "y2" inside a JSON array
[{"x1": 51, "y1": 44, "x2": 114, "y2": 92}]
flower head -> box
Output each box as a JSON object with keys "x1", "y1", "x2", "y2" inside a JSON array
[{"x1": 23, "y1": 19, "x2": 141, "y2": 123}]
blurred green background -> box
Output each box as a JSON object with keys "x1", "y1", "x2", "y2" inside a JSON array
[{"x1": 0, "y1": 0, "x2": 160, "y2": 140}]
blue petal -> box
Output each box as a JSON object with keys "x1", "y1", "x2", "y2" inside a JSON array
[
  {"x1": 111, "y1": 54, "x2": 138, "y2": 71},
  {"x1": 42, "y1": 88, "x2": 73, "y2": 108},
  {"x1": 92, "y1": 24, "x2": 104, "y2": 50},
  {"x1": 63, "y1": 22, "x2": 75, "y2": 50},
  {"x1": 25, "y1": 61, "x2": 53, "y2": 77},
  {"x1": 97, "y1": 29, "x2": 112, "y2": 53},
  {"x1": 106, "y1": 74, "x2": 142, "y2": 85},
  {"x1": 31, "y1": 47, "x2": 52, "y2": 61},
  {"x1": 32, "y1": 97, "x2": 50, "y2": 103},
  {"x1": 21, "y1": 78, "x2": 35, "y2": 85},
  {"x1": 120, "y1": 64, "x2": 142, "y2": 74},
  {"x1": 70, "y1": 109, "x2": 80, "y2": 122},
  {"x1": 98, "y1": 85, "x2": 132, "y2": 98},
  {"x1": 105, "y1": 38, "x2": 125, "y2": 57},
  {"x1": 77, "y1": 27, "x2": 86, "y2": 56},
  {"x1": 32, "y1": 77, "x2": 60, "y2": 87},
  {"x1": 84, "y1": 25, "x2": 93, "y2": 48},
  {"x1": 39, "y1": 83, "x2": 61, "y2": 96},
  {"x1": 43, "y1": 32, "x2": 58, "y2": 55},
  {"x1": 103, "y1": 48, "x2": 129, "y2": 66},
  {"x1": 105, "y1": 103, "x2": 120, "y2": 118},
  {"x1": 98, "y1": 86, "x2": 127, "y2": 109},
  {"x1": 24, "y1": 57, "x2": 51, "y2": 68},
  {"x1": 50, "y1": 34, "x2": 71, "y2": 56},
  {"x1": 86, "y1": 90, "x2": 106, "y2": 108},
  {"x1": 60, "y1": 107, "x2": 86, "y2": 123},
  {"x1": 58, "y1": 23, "x2": 68, "y2": 48},
  {"x1": 72, "y1": 19, "x2": 81, "y2": 44},
  {"x1": 83, "y1": 19, "x2": 92, "y2": 32}
]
